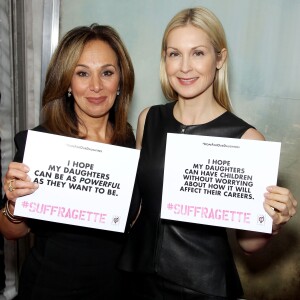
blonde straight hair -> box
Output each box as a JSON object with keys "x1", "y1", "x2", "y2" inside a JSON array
[{"x1": 160, "y1": 7, "x2": 232, "y2": 111}]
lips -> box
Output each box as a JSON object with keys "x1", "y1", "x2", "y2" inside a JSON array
[
  {"x1": 178, "y1": 77, "x2": 198, "y2": 85},
  {"x1": 86, "y1": 96, "x2": 107, "y2": 104}
]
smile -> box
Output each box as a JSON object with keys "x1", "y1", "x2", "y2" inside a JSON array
[
  {"x1": 178, "y1": 77, "x2": 198, "y2": 85},
  {"x1": 86, "y1": 96, "x2": 107, "y2": 104}
]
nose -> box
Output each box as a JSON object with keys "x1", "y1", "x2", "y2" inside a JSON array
[
  {"x1": 89, "y1": 75, "x2": 103, "y2": 93},
  {"x1": 180, "y1": 55, "x2": 192, "y2": 73}
]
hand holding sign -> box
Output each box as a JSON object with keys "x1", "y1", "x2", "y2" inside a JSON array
[
  {"x1": 161, "y1": 133, "x2": 281, "y2": 233},
  {"x1": 14, "y1": 131, "x2": 140, "y2": 232}
]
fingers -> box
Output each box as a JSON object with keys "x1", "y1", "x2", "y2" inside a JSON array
[
  {"x1": 266, "y1": 186, "x2": 297, "y2": 208},
  {"x1": 4, "y1": 162, "x2": 39, "y2": 200},
  {"x1": 5, "y1": 180, "x2": 39, "y2": 201},
  {"x1": 264, "y1": 185, "x2": 297, "y2": 228},
  {"x1": 5, "y1": 162, "x2": 31, "y2": 182},
  {"x1": 265, "y1": 185, "x2": 297, "y2": 215}
]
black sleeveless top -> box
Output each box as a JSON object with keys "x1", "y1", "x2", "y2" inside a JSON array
[
  {"x1": 3, "y1": 125, "x2": 136, "y2": 300},
  {"x1": 119, "y1": 101, "x2": 255, "y2": 298}
]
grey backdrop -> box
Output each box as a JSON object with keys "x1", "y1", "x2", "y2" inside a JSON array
[{"x1": 60, "y1": 0, "x2": 300, "y2": 299}]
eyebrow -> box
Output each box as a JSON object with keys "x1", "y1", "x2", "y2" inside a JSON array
[
  {"x1": 75, "y1": 63, "x2": 117, "y2": 69},
  {"x1": 167, "y1": 45, "x2": 208, "y2": 51}
]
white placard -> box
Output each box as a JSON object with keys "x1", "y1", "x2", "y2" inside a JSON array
[
  {"x1": 14, "y1": 130, "x2": 140, "y2": 233},
  {"x1": 161, "y1": 133, "x2": 281, "y2": 233}
]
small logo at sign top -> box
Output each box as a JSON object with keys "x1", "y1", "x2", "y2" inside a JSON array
[
  {"x1": 257, "y1": 215, "x2": 265, "y2": 225},
  {"x1": 112, "y1": 216, "x2": 120, "y2": 225}
]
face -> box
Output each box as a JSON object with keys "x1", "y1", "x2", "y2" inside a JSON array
[
  {"x1": 165, "y1": 24, "x2": 225, "y2": 100},
  {"x1": 70, "y1": 39, "x2": 120, "y2": 121}
]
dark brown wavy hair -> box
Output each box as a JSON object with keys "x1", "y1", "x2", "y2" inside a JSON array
[{"x1": 41, "y1": 24, "x2": 135, "y2": 146}]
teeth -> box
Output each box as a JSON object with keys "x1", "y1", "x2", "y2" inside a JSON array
[{"x1": 180, "y1": 78, "x2": 194, "y2": 82}]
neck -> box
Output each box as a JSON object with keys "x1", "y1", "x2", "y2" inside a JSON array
[
  {"x1": 174, "y1": 97, "x2": 226, "y2": 125},
  {"x1": 79, "y1": 118, "x2": 113, "y2": 143}
]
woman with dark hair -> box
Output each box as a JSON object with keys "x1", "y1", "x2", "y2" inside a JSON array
[{"x1": 0, "y1": 24, "x2": 135, "y2": 300}]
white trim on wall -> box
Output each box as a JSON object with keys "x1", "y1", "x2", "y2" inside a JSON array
[{"x1": 40, "y1": 0, "x2": 60, "y2": 96}]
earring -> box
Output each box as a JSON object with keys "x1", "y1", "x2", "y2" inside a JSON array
[
  {"x1": 116, "y1": 88, "x2": 120, "y2": 96},
  {"x1": 68, "y1": 88, "x2": 72, "y2": 97}
]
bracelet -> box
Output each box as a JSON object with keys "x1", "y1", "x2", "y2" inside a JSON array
[{"x1": 1, "y1": 200, "x2": 24, "y2": 224}]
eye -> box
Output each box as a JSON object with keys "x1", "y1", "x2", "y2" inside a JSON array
[
  {"x1": 102, "y1": 70, "x2": 114, "y2": 77},
  {"x1": 76, "y1": 71, "x2": 88, "y2": 77},
  {"x1": 166, "y1": 48, "x2": 180, "y2": 58},
  {"x1": 168, "y1": 51, "x2": 180, "y2": 57},
  {"x1": 194, "y1": 50, "x2": 204, "y2": 57}
]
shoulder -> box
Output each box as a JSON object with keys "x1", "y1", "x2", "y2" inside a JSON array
[
  {"x1": 137, "y1": 100, "x2": 174, "y2": 125},
  {"x1": 136, "y1": 107, "x2": 151, "y2": 149},
  {"x1": 241, "y1": 127, "x2": 265, "y2": 141},
  {"x1": 226, "y1": 112, "x2": 265, "y2": 140},
  {"x1": 14, "y1": 125, "x2": 48, "y2": 143},
  {"x1": 12, "y1": 125, "x2": 46, "y2": 162},
  {"x1": 140, "y1": 102, "x2": 175, "y2": 120},
  {"x1": 225, "y1": 111, "x2": 252, "y2": 126},
  {"x1": 136, "y1": 103, "x2": 171, "y2": 149},
  {"x1": 137, "y1": 102, "x2": 172, "y2": 129},
  {"x1": 138, "y1": 107, "x2": 151, "y2": 124}
]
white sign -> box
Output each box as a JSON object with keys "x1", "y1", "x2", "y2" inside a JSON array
[
  {"x1": 14, "y1": 130, "x2": 140, "y2": 233},
  {"x1": 161, "y1": 133, "x2": 281, "y2": 233}
]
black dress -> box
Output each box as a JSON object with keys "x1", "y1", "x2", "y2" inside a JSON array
[
  {"x1": 119, "y1": 101, "x2": 255, "y2": 299},
  {"x1": 4, "y1": 125, "x2": 135, "y2": 300}
]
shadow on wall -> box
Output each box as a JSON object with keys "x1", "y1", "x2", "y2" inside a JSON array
[{"x1": 228, "y1": 225, "x2": 300, "y2": 300}]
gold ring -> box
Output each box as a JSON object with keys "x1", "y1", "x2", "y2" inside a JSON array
[{"x1": 8, "y1": 180, "x2": 15, "y2": 192}]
